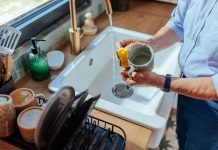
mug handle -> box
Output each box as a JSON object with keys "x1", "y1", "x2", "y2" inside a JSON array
[
  {"x1": 35, "y1": 94, "x2": 47, "y2": 107},
  {"x1": 128, "y1": 66, "x2": 135, "y2": 77}
]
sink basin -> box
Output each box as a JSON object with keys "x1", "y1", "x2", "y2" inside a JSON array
[{"x1": 48, "y1": 26, "x2": 182, "y2": 148}]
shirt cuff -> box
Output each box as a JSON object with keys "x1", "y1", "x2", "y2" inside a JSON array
[
  {"x1": 166, "y1": 19, "x2": 184, "y2": 39},
  {"x1": 212, "y1": 74, "x2": 218, "y2": 96}
]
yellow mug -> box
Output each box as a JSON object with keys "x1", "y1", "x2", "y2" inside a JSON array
[
  {"x1": 9, "y1": 88, "x2": 45, "y2": 113},
  {"x1": 17, "y1": 106, "x2": 43, "y2": 143}
]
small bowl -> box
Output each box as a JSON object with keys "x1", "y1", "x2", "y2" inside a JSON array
[
  {"x1": 47, "y1": 50, "x2": 64, "y2": 70},
  {"x1": 17, "y1": 106, "x2": 43, "y2": 143}
]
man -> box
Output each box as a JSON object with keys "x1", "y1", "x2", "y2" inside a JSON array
[{"x1": 119, "y1": 0, "x2": 218, "y2": 149}]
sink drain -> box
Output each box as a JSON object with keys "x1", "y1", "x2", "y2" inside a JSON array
[{"x1": 112, "y1": 84, "x2": 133, "y2": 98}]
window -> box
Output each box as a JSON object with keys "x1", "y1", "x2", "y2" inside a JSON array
[
  {"x1": 0, "y1": 0, "x2": 91, "y2": 47},
  {"x1": 0, "y1": 0, "x2": 50, "y2": 25}
]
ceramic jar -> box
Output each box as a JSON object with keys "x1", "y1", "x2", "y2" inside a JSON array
[
  {"x1": 9, "y1": 88, "x2": 45, "y2": 113},
  {"x1": 0, "y1": 94, "x2": 16, "y2": 138},
  {"x1": 17, "y1": 106, "x2": 43, "y2": 143}
]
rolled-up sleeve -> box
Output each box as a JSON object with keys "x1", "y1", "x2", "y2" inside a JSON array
[
  {"x1": 166, "y1": 0, "x2": 190, "y2": 39},
  {"x1": 212, "y1": 74, "x2": 218, "y2": 95}
]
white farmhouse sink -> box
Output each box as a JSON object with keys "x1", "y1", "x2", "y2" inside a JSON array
[{"x1": 48, "y1": 26, "x2": 182, "y2": 148}]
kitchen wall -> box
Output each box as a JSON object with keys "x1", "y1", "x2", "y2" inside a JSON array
[{"x1": 12, "y1": 0, "x2": 105, "y2": 81}]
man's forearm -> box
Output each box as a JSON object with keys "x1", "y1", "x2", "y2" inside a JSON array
[
  {"x1": 147, "y1": 26, "x2": 180, "y2": 52},
  {"x1": 171, "y1": 77, "x2": 218, "y2": 100},
  {"x1": 154, "y1": 75, "x2": 218, "y2": 100}
]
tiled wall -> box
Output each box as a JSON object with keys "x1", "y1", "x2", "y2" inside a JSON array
[{"x1": 12, "y1": 0, "x2": 104, "y2": 81}]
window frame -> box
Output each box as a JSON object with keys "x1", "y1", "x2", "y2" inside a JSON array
[{"x1": 7, "y1": 0, "x2": 91, "y2": 47}]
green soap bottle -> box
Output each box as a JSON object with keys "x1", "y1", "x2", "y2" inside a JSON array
[{"x1": 28, "y1": 37, "x2": 50, "y2": 81}]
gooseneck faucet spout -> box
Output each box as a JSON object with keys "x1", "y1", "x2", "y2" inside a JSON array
[
  {"x1": 69, "y1": 0, "x2": 113, "y2": 55},
  {"x1": 104, "y1": 0, "x2": 113, "y2": 15}
]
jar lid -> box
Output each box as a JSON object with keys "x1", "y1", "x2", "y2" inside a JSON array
[
  {"x1": 18, "y1": 107, "x2": 43, "y2": 129},
  {"x1": 0, "y1": 94, "x2": 12, "y2": 105}
]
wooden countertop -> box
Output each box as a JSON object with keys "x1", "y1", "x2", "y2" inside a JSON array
[{"x1": 1, "y1": 1, "x2": 175, "y2": 149}]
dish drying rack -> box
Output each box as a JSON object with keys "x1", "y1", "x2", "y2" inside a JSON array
[{"x1": 3, "y1": 115, "x2": 126, "y2": 150}]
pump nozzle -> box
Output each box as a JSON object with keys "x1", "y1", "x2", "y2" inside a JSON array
[{"x1": 30, "y1": 37, "x2": 46, "y2": 54}]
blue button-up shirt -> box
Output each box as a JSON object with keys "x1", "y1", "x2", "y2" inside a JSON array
[{"x1": 166, "y1": 0, "x2": 218, "y2": 106}]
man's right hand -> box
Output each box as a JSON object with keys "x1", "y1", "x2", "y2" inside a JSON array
[
  {"x1": 116, "y1": 39, "x2": 142, "y2": 48},
  {"x1": 116, "y1": 39, "x2": 154, "y2": 49}
]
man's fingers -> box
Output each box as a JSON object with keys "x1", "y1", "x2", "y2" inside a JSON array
[
  {"x1": 121, "y1": 69, "x2": 129, "y2": 77},
  {"x1": 116, "y1": 39, "x2": 152, "y2": 49},
  {"x1": 120, "y1": 71, "x2": 129, "y2": 81},
  {"x1": 122, "y1": 67, "x2": 130, "y2": 72},
  {"x1": 121, "y1": 71, "x2": 138, "y2": 86},
  {"x1": 121, "y1": 75, "x2": 128, "y2": 81},
  {"x1": 121, "y1": 75, "x2": 136, "y2": 86},
  {"x1": 116, "y1": 39, "x2": 140, "y2": 48},
  {"x1": 116, "y1": 40, "x2": 127, "y2": 48},
  {"x1": 132, "y1": 71, "x2": 143, "y2": 80},
  {"x1": 131, "y1": 72, "x2": 137, "y2": 78},
  {"x1": 126, "y1": 78, "x2": 136, "y2": 86}
]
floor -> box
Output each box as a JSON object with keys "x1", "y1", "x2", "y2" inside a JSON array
[
  {"x1": 159, "y1": 113, "x2": 179, "y2": 150},
  {"x1": 112, "y1": 0, "x2": 176, "y2": 35}
]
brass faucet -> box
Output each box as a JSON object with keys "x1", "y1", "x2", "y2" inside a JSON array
[{"x1": 69, "y1": 0, "x2": 113, "y2": 55}]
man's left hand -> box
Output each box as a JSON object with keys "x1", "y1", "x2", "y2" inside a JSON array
[{"x1": 120, "y1": 68, "x2": 164, "y2": 88}]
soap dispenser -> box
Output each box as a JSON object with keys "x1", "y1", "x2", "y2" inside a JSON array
[{"x1": 28, "y1": 37, "x2": 50, "y2": 81}]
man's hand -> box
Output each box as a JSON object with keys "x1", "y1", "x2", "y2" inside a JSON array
[
  {"x1": 116, "y1": 39, "x2": 152, "y2": 49},
  {"x1": 120, "y1": 68, "x2": 165, "y2": 88},
  {"x1": 116, "y1": 39, "x2": 140, "y2": 48}
]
